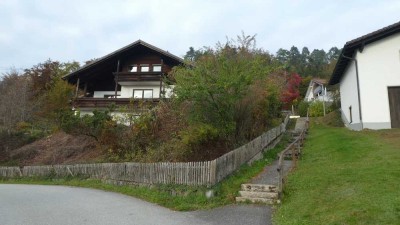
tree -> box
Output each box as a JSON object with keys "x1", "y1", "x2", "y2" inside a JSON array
[
  {"x1": 24, "y1": 59, "x2": 79, "y2": 96},
  {"x1": 327, "y1": 47, "x2": 341, "y2": 61},
  {"x1": 308, "y1": 49, "x2": 328, "y2": 77},
  {"x1": 281, "y1": 73, "x2": 302, "y2": 109},
  {"x1": 276, "y1": 48, "x2": 290, "y2": 64},
  {"x1": 275, "y1": 46, "x2": 340, "y2": 78},
  {"x1": 289, "y1": 46, "x2": 301, "y2": 69},
  {"x1": 21, "y1": 60, "x2": 80, "y2": 130},
  {"x1": 173, "y1": 34, "x2": 278, "y2": 138},
  {"x1": 0, "y1": 69, "x2": 32, "y2": 131},
  {"x1": 183, "y1": 47, "x2": 208, "y2": 62}
]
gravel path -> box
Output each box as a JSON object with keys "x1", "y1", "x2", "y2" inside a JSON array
[{"x1": 250, "y1": 159, "x2": 293, "y2": 185}]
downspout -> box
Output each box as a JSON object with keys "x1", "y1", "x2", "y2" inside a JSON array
[{"x1": 341, "y1": 54, "x2": 363, "y2": 130}]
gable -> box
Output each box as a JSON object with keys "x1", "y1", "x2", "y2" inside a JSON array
[
  {"x1": 63, "y1": 40, "x2": 183, "y2": 84},
  {"x1": 329, "y1": 21, "x2": 400, "y2": 85}
]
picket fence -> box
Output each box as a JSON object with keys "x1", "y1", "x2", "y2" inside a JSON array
[{"x1": 0, "y1": 115, "x2": 289, "y2": 186}]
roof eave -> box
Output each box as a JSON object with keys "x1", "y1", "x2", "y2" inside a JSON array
[
  {"x1": 328, "y1": 20, "x2": 400, "y2": 85},
  {"x1": 62, "y1": 40, "x2": 184, "y2": 80}
]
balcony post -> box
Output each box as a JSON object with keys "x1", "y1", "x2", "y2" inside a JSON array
[
  {"x1": 114, "y1": 60, "x2": 120, "y2": 98},
  {"x1": 83, "y1": 83, "x2": 87, "y2": 97},
  {"x1": 75, "y1": 78, "x2": 80, "y2": 98},
  {"x1": 159, "y1": 59, "x2": 163, "y2": 98}
]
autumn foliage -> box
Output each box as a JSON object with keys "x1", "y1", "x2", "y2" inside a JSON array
[{"x1": 280, "y1": 73, "x2": 302, "y2": 109}]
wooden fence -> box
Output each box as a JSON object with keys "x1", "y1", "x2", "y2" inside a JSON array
[
  {"x1": 277, "y1": 117, "x2": 309, "y2": 198},
  {"x1": 0, "y1": 115, "x2": 289, "y2": 186}
]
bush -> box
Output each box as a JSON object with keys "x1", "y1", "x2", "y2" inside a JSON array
[
  {"x1": 0, "y1": 130, "x2": 45, "y2": 164},
  {"x1": 298, "y1": 101, "x2": 310, "y2": 117},
  {"x1": 60, "y1": 110, "x2": 114, "y2": 141},
  {"x1": 309, "y1": 101, "x2": 324, "y2": 117},
  {"x1": 181, "y1": 123, "x2": 219, "y2": 147}
]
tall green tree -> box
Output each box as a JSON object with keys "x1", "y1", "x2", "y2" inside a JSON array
[{"x1": 172, "y1": 34, "x2": 278, "y2": 138}]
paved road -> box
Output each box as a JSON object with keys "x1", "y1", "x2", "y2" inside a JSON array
[{"x1": 0, "y1": 184, "x2": 270, "y2": 225}]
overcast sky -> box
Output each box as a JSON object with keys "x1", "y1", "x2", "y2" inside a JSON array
[{"x1": 1, "y1": 0, "x2": 400, "y2": 74}]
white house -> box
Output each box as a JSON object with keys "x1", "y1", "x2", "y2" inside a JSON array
[
  {"x1": 304, "y1": 79, "x2": 333, "y2": 102},
  {"x1": 329, "y1": 21, "x2": 400, "y2": 130}
]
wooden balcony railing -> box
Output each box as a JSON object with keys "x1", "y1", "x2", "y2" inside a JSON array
[
  {"x1": 73, "y1": 97, "x2": 160, "y2": 109},
  {"x1": 113, "y1": 72, "x2": 162, "y2": 82}
]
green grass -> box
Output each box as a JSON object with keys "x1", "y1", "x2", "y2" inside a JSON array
[
  {"x1": 0, "y1": 132, "x2": 291, "y2": 211},
  {"x1": 274, "y1": 123, "x2": 400, "y2": 225}
]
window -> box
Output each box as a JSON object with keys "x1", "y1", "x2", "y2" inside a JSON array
[
  {"x1": 133, "y1": 89, "x2": 153, "y2": 99},
  {"x1": 129, "y1": 65, "x2": 137, "y2": 72},
  {"x1": 140, "y1": 64, "x2": 149, "y2": 72},
  {"x1": 153, "y1": 64, "x2": 162, "y2": 72}
]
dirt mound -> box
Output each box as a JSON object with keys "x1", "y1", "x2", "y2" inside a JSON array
[{"x1": 10, "y1": 131, "x2": 104, "y2": 166}]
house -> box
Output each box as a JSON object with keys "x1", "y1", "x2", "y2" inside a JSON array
[
  {"x1": 329, "y1": 21, "x2": 400, "y2": 130},
  {"x1": 63, "y1": 40, "x2": 184, "y2": 116},
  {"x1": 304, "y1": 78, "x2": 333, "y2": 102}
]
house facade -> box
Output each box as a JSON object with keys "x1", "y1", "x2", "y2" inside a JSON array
[
  {"x1": 304, "y1": 79, "x2": 333, "y2": 102},
  {"x1": 63, "y1": 40, "x2": 183, "y2": 116},
  {"x1": 329, "y1": 21, "x2": 400, "y2": 130}
]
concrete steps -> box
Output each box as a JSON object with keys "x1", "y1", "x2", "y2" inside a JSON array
[
  {"x1": 235, "y1": 197, "x2": 275, "y2": 204},
  {"x1": 236, "y1": 184, "x2": 278, "y2": 205},
  {"x1": 239, "y1": 191, "x2": 278, "y2": 199}
]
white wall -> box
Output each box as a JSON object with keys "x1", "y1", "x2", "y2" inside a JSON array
[
  {"x1": 121, "y1": 85, "x2": 161, "y2": 98},
  {"x1": 120, "y1": 82, "x2": 174, "y2": 98},
  {"x1": 340, "y1": 58, "x2": 361, "y2": 129},
  {"x1": 357, "y1": 32, "x2": 400, "y2": 129}
]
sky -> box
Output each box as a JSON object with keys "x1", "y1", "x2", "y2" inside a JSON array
[{"x1": 1, "y1": 0, "x2": 400, "y2": 74}]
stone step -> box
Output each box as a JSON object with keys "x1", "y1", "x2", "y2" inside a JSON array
[
  {"x1": 241, "y1": 184, "x2": 277, "y2": 192},
  {"x1": 235, "y1": 197, "x2": 276, "y2": 204},
  {"x1": 239, "y1": 191, "x2": 278, "y2": 199}
]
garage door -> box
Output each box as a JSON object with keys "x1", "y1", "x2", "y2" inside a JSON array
[{"x1": 388, "y1": 87, "x2": 400, "y2": 128}]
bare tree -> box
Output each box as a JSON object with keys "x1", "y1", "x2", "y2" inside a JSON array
[{"x1": 0, "y1": 68, "x2": 33, "y2": 132}]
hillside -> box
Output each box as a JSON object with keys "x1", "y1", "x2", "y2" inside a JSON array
[
  {"x1": 274, "y1": 122, "x2": 400, "y2": 225},
  {"x1": 3, "y1": 132, "x2": 104, "y2": 166}
]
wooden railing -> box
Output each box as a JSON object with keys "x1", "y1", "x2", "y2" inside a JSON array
[
  {"x1": 114, "y1": 72, "x2": 162, "y2": 82},
  {"x1": 277, "y1": 117, "x2": 309, "y2": 199},
  {"x1": 74, "y1": 98, "x2": 160, "y2": 108}
]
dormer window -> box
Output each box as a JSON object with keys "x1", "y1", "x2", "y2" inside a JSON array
[
  {"x1": 140, "y1": 64, "x2": 149, "y2": 72},
  {"x1": 129, "y1": 65, "x2": 138, "y2": 72},
  {"x1": 153, "y1": 64, "x2": 162, "y2": 72}
]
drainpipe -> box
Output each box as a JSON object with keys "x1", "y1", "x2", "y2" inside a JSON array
[
  {"x1": 322, "y1": 84, "x2": 326, "y2": 116},
  {"x1": 341, "y1": 54, "x2": 363, "y2": 130}
]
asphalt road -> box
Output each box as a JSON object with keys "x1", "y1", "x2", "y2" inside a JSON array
[{"x1": 0, "y1": 184, "x2": 271, "y2": 225}]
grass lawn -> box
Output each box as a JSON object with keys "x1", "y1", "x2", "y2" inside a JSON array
[{"x1": 274, "y1": 122, "x2": 400, "y2": 225}]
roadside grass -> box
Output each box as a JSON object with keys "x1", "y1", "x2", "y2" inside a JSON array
[
  {"x1": 274, "y1": 122, "x2": 400, "y2": 225},
  {"x1": 0, "y1": 124, "x2": 293, "y2": 211}
]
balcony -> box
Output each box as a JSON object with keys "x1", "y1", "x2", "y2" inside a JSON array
[
  {"x1": 73, "y1": 97, "x2": 160, "y2": 109},
  {"x1": 114, "y1": 72, "x2": 162, "y2": 82}
]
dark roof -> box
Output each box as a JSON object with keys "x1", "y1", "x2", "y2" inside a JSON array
[
  {"x1": 329, "y1": 21, "x2": 400, "y2": 85},
  {"x1": 311, "y1": 78, "x2": 327, "y2": 85},
  {"x1": 63, "y1": 40, "x2": 183, "y2": 80}
]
